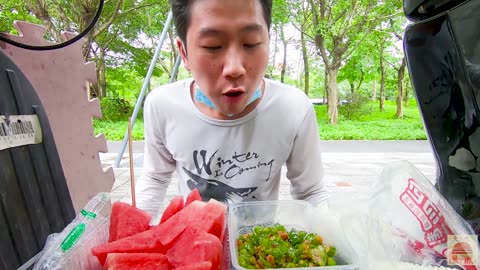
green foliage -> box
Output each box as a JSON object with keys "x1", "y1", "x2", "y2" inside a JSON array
[
  {"x1": 339, "y1": 92, "x2": 372, "y2": 120},
  {"x1": 94, "y1": 99, "x2": 426, "y2": 141},
  {"x1": 93, "y1": 119, "x2": 144, "y2": 140},
  {"x1": 0, "y1": 1, "x2": 40, "y2": 34},
  {"x1": 106, "y1": 67, "x2": 145, "y2": 101},
  {"x1": 272, "y1": 0, "x2": 289, "y2": 26},
  {"x1": 100, "y1": 97, "x2": 133, "y2": 121},
  {"x1": 314, "y1": 100, "x2": 427, "y2": 140}
]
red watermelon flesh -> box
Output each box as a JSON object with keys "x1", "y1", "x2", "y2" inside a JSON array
[
  {"x1": 92, "y1": 226, "x2": 167, "y2": 265},
  {"x1": 196, "y1": 199, "x2": 226, "y2": 241},
  {"x1": 109, "y1": 202, "x2": 151, "y2": 242},
  {"x1": 173, "y1": 261, "x2": 212, "y2": 270},
  {"x1": 157, "y1": 200, "x2": 207, "y2": 246},
  {"x1": 160, "y1": 196, "x2": 184, "y2": 224},
  {"x1": 103, "y1": 253, "x2": 170, "y2": 270},
  {"x1": 185, "y1": 188, "x2": 202, "y2": 206},
  {"x1": 167, "y1": 226, "x2": 222, "y2": 269}
]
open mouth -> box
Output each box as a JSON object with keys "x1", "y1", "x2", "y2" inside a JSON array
[{"x1": 223, "y1": 91, "x2": 244, "y2": 97}]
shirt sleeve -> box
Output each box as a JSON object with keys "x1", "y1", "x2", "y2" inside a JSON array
[
  {"x1": 285, "y1": 104, "x2": 330, "y2": 205},
  {"x1": 135, "y1": 94, "x2": 176, "y2": 216}
]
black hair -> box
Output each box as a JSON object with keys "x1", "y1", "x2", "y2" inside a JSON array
[{"x1": 170, "y1": 0, "x2": 273, "y2": 46}]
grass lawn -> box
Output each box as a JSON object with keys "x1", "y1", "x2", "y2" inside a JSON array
[
  {"x1": 315, "y1": 100, "x2": 427, "y2": 140},
  {"x1": 93, "y1": 100, "x2": 427, "y2": 140}
]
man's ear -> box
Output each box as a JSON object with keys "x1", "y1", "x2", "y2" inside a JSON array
[{"x1": 176, "y1": 38, "x2": 190, "y2": 71}]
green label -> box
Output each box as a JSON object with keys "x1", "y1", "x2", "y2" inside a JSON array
[
  {"x1": 60, "y1": 223, "x2": 86, "y2": 252},
  {"x1": 81, "y1": 209, "x2": 97, "y2": 219}
]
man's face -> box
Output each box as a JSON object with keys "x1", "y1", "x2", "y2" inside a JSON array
[{"x1": 178, "y1": 0, "x2": 270, "y2": 117}]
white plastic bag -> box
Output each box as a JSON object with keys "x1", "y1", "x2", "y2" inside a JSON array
[
  {"x1": 33, "y1": 192, "x2": 111, "y2": 270},
  {"x1": 371, "y1": 161, "x2": 479, "y2": 269},
  {"x1": 328, "y1": 161, "x2": 480, "y2": 270}
]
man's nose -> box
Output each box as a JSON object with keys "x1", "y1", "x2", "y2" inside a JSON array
[{"x1": 223, "y1": 48, "x2": 246, "y2": 78}]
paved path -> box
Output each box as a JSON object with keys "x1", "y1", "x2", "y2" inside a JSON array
[{"x1": 100, "y1": 141, "x2": 437, "y2": 221}]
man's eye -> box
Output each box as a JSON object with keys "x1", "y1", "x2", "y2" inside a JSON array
[
  {"x1": 202, "y1": 46, "x2": 221, "y2": 51},
  {"x1": 244, "y1": 43, "x2": 260, "y2": 49}
]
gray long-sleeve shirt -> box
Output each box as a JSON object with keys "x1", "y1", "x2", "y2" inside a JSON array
[{"x1": 135, "y1": 78, "x2": 329, "y2": 215}]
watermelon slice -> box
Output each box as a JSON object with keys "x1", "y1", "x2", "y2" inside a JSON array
[
  {"x1": 92, "y1": 226, "x2": 167, "y2": 265},
  {"x1": 185, "y1": 188, "x2": 202, "y2": 206},
  {"x1": 157, "y1": 200, "x2": 207, "y2": 246},
  {"x1": 160, "y1": 196, "x2": 184, "y2": 224},
  {"x1": 167, "y1": 226, "x2": 222, "y2": 269},
  {"x1": 158, "y1": 198, "x2": 226, "y2": 245},
  {"x1": 103, "y1": 253, "x2": 170, "y2": 270},
  {"x1": 109, "y1": 202, "x2": 151, "y2": 242},
  {"x1": 173, "y1": 261, "x2": 212, "y2": 270},
  {"x1": 196, "y1": 199, "x2": 226, "y2": 241}
]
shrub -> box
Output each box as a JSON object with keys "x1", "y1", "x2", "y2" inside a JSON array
[
  {"x1": 100, "y1": 97, "x2": 132, "y2": 121},
  {"x1": 339, "y1": 92, "x2": 371, "y2": 120}
]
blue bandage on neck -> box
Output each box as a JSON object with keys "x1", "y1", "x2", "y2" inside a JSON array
[{"x1": 195, "y1": 85, "x2": 262, "y2": 116}]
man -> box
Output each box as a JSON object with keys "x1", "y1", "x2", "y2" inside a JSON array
[{"x1": 136, "y1": 0, "x2": 329, "y2": 215}]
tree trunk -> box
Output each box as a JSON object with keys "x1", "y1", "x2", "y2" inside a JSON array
[
  {"x1": 169, "y1": 28, "x2": 177, "y2": 67},
  {"x1": 97, "y1": 48, "x2": 107, "y2": 98},
  {"x1": 372, "y1": 80, "x2": 377, "y2": 101},
  {"x1": 404, "y1": 75, "x2": 410, "y2": 107},
  {"x1": 350, "y1": 82, "x2": 355, "y2": 94},
  {"x1": 356, "y1": 70, "x2": 365, "y2": 93},
  {"x1": 89, "y1": 83, "x2": 99, "y2": 98},
  {"x1": 270, "y1": 27, "x2": 279, "y2": 78},
  {"x1": 25, "y1": 1, "x2": 64, "y2": 42},
  {"x1": 380, "y1": 52, "x2": 386, "y2": 111},
  {"x1": 324, "y1": 68, "x2": 329, "y2": 102},
  {"x1": 300, "y1": 31, "x2": 309, "y2": 96},
  {"x1": 326, "y1": 68, "x2": 339, "y2": 124},
  {"x1": 280, "y1": 25, "x2": 287, "y2": 83},
  {"x1": 396, "y1": 57, "x2": 406, "y2": 118}
]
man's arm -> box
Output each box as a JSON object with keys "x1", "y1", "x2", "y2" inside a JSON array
[
  {"x1": 135, "y1": 95, "x2": 176, "y2": 216},
  {"x1": 286, "y1": 104, "x2": 330, "y2": 205}
]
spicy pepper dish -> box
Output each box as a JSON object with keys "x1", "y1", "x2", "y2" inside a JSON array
[{"x1": 236, "y1": 224, "x2": 337, "y2": 269}]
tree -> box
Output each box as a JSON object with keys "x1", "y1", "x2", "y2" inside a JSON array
[
  {"x1": 396, "y1": 56, "x2": 406, "y2": 117},
  {"x1": 270, "y1": 0, "x2": 289, "y2": 83},
  {"x1": 375, "y1": 20, "x2": 408, "y2": 116},
  {"x1": 379, "y1": 40, "x2": 386, "y2": 111},
  {"x1": 337, "y1": 38, "x2": 378, "y2": 95},
  {"x1": 300, "y1": 0, "x2": 402, "y2": 124},
  {"x1": 300, "y1": 28, "x2": 309, "y2": 96},
  {"x1": 0, "y1": 1, "x2": 40, "y2": 34},
  {"x1": 280, "y1": 24, "x2": 288, "y2": 83},
  {"x1": 21, "y1": 0, "x2": 168, "y2": 98}
]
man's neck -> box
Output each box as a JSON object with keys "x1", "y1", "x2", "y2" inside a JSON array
[{"x1": 190, "y1": 80, "x2": 265, "y2": 120}]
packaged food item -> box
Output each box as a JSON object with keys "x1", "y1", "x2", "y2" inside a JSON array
[
  {"x1": 33, "y1": 193, "x2": 111, "y2": 270},
  {"x1": 339, "y1": 161, "x2": 480, "y2": 270},
  {"x1": 228, "y1": 200, "x2": 360, "y2": 270}
]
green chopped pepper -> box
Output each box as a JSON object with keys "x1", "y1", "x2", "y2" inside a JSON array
[{"x1": 236, "y1": 224, "x2": 338, "y2": 268}]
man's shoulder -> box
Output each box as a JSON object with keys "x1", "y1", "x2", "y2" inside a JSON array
[
  {"x1": 265, "y1": 78, "x2": 311, "y2": 105},
  {"x1": 146, "y1": 79, "x2": 190, "y2": 101},
  {"x1": 143, "y1": 79, "x2": 192, "y2": 115}
]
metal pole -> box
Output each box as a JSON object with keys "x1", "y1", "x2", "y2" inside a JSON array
[
  {"x1": 169, "y1": 53, "x2": 182, "y2": 83},
  {"x1": 114, "y1": 10, "x2": 174, "y2": 168}
]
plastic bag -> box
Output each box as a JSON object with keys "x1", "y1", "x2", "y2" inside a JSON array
[
  {"x1": 328, "y1": 161, "x2": 480, "y2": 270},
  {"x1": 372, "y1": 161, "x2": 479, "y2": 269},
  {"x1": 33, "y1": 192, "x2": 111, "y2": 270}
]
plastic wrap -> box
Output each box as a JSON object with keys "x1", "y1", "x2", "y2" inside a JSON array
[
  {"x1": 328, "y1": 161, "x2": 480, "y2": 270},
  {"x1": 33, "y1": 193, "x2": 111, "y2": 270}
]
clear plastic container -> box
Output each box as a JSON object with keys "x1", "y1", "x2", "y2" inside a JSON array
[
  {"x1": 33, "y1": 192, "x2": 111, "y2": 270},
  {"x1": 227, "y1": 200, "x2": 360, "y2": 270}
]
